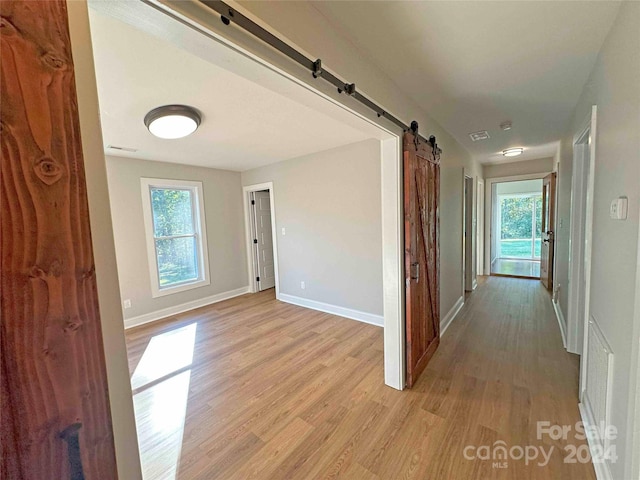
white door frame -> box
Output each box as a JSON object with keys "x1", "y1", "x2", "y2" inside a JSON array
[
  {"x1": 577, "y1": 106, "x2": 598, "y2": 396},
  {"x1": 477, "y1": 178, "x2": 485, "y2": 277},
  {"x1": 243, "y1": 183, "x2": 279, "y2": 295},
  {"x1": 484, "y1": 172, "x2": 552, "y2": 275},
  {"x1": 462, "y1": 172, "x2": 475, "y2": 292},
  {"x1": 99, "y1": 0, "x2": 406, "y2": 390},
  {"x1": 630, "y1": 222, "x2": 640, "y2": 480},
  {"x1": 567, "y1": 106, "x2": 597, "y2": 355}
]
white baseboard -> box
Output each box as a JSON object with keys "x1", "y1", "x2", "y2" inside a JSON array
[
  {"x1": 441, "y1": 296, "x2": 464, "y2": 336},
  {"x1": 552, "y1": 299, "x2": 568, "y2": 349},
  {"x1": 578, "y1": 402, "x2": 613, "y2": 480},
  {"x1": 278, "y1": 293, "x2": 383, "y2": 327},
  {"x1": 124, "y1": 286, "x2": 250, "y2": 329}
]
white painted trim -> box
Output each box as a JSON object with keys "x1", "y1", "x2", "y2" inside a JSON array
[
  {"x1": 579, "y1": 106, "x2": 598, "y2": 398},
  {"x1": 441, "y1": 296, "x2": 464, "y2": 336},
  {"x1": 463, "y1": 172, "x2": 475, "y2": 293},
  {"x1": 477, "y1": 178, "x2": 485, "y2": 276},
  {"x1": 242, "y1": 182, "x2": 280, "y2": 296},
  {"x1": 381, "y1": 136, "x2": 404, "y2": 390},
  {"x1": 627, "y1": 199, "x2": 640, "y2": 480},
  {"x1": 140, "y1": 177, "x2": 210, "y2": 298},
  {"x1": 552, "y1": 299, "x2": 568, "y2": 349},
  {"x1": 124, "y1": 286, "x2": 250, "y2": 329},
  {"x1": 484, "y1": 172, "x2": 552, "y2": 275},
  {"x1": 568, "y1": 108, "x2": 596, "y2": 355},
  {"x1": 578, "y1": 402, "x2": 613, "y2": 480},
  {"x1": 278, "y1": 293, "x2": 383, "y2": 327}
]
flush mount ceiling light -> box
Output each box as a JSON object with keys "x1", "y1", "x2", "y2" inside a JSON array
[
  {"x1": 500, "y1": 121, "x2": 513, "y2": 131},
  {"x1": 144, "y1": 105, "x2": 201, "y2": 139},
  {"x1": 502, "y1": 147, "x2": 524, "y2": 157}
]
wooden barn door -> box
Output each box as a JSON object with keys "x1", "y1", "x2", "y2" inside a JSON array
[
  {"x1": 404, "y1": 130, "x2": 440, "y2": 388},
  {"x1": 1, "y1": 1, "x2": 118, "y2": 478}
]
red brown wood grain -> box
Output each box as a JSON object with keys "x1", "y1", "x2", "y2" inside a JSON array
[
  {"x1": 404, "y1": 132, "x2": 440, "y2": 388},
  {"x1": 1, "y1": 1, "x2": 118, "y2": 478}
]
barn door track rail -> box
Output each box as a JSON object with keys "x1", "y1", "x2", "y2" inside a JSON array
[{"x1": 198, "y1": 0, "x2": 442, "y2": 154}]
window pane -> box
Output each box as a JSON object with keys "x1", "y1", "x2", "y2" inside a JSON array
[
  {"x1": 535, "y1": 195, "x2": 543, "y2": 238},
  {"x1": 500, "y1": 197, "x2": 533, "y2": 239},
  {"x1": 151, "y1": 188, "x2": 195, "y2": 237},
  {"x1": 156, "y1": 236, "x2": 198, "y2": 287},
  {"x1": 500, "y1": 196, "x2": 534, "y2": 259}
]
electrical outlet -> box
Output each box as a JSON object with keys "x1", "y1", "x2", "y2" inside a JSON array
[
  {"x1": 300, "y1": 281, "x2": 305, "y2": 290},
  {"x1": 123, "y1": 299, "x2": 132, "y2": 309},
  {"x1": 282, "y1": 227, "x2": 286, "y2": 236}
]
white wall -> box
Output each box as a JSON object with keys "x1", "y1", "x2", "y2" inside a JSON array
[
  {"x1": 483, "y1": 157, "x2": 554, "y2": 179},
  {"x1": 555, "y1": 135, "x2": 574, "y2": 320},
  {"x1": 161, "y1": 0, "x2": 482, "y2": 324},
  {"x1": 242, "y1": 139, "x2": 384, "y2": 319},
  {"x1": 68, "y1": 2, "x2": 142, "y2": 477},
  {"x1": 556, "y1": 2, "x2": 640, "y2": 478},
  {"x1": 106, "y1": 156, "x2": 248, "y2": 325},
  {"x1": 495, "y1": 179, "x2": 543, "y2": 195}
]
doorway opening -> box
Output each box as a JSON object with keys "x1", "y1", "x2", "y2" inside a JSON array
[
  {"x1": 477, "y1": 179, "x2": 485, "y2": 278},
  {"x1": 463, "y1": 175, "x2": 475, "y2": 291},
  {"x1": 490, "y1": 179, "x2": 543, "y2": 278},
  {"x1": 568, "y1": 107, "x2": 596, "y2": 355},
  {"x1": 243, "y1": 183, "x2": 278, "y2": 294}
]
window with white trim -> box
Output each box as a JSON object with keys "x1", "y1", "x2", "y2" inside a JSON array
[{"x1": 141, "y1": 178, "x2": 210, "y2": 297}]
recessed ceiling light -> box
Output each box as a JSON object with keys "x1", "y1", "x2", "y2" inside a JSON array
[
  {"x1": 502, "y1": 147, "x2": 524, "y2": 157},
  {"x1": 144, "y1": 105, "x2": 201, "y2": 139},
  {"x1": 500, "y1": 121, "x2": 512, "y2": 131},
  {"x1": 469, "y1": 130, "x2": 490, "y2": 142}
]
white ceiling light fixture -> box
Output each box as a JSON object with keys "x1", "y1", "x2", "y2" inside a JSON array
[
  {"x1": 500, "y1": 121, "x2": 512, "y2": 131},
  {"x1": 502, "y1": 147, "x2": 524, "y2": 157},
  {"x1": 144, "y1": 105, "x2": 201, "y2": 139}
]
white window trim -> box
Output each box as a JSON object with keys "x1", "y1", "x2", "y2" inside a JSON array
[{"x1": 140, "y1": 178, "x2": 210, "y2": 298}]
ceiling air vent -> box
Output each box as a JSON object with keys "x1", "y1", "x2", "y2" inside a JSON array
[
  {"x1": 469, "y1": 131, "x2": 490, "y2": 142},
  {"x1": 106, "y1": 145, "x2": 138, "y2": 153}
]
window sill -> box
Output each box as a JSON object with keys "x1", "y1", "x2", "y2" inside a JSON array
[{"x1": 151, "y1": 278, "x2": 210, "y2": 298}]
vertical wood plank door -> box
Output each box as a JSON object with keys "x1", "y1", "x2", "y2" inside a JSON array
[
  {"x1": 404, "y1": 132, "x2": 440, "y2": 388},
  {"x1": 540, "y1": 172, "x2": 557, "y2": 291},
  {"x1": 1, "y1": 1, "x2": 118, "y2": 478}
]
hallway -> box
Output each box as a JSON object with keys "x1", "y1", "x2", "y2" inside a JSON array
[{"x1": 125, "y1": 276, "x2": 594, "y2": 479}]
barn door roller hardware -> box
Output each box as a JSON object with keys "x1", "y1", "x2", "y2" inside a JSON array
[
  {"x1": 201, "y1": 0, "x2": 441, "y2": 154},
  {"x1": 409, "y1": 121, "x2": 439, "y2": 156}
]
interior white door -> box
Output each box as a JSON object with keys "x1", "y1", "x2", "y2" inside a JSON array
[{"x1": 252, "y1": 191, "x2": 276, "y2": 291}]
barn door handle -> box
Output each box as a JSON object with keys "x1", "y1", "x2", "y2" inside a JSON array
[
  {"x1": 60, "y1": 423, "x2": 85, "y2": 480},
  {"x1": 410, "y1": 263, "x2": 420, "y2": 281}
]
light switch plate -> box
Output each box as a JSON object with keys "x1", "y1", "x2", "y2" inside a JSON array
[{"x1": 610, "y1": 197, "x2": 628, "y2": 220}]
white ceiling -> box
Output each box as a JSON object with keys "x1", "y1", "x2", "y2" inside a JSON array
[
  {"x1": 310, "y1": 0, "x2": 621, "y2": 164},
  {"x1": 88, "y1": 7, "x2": 381, "y2": 172}
]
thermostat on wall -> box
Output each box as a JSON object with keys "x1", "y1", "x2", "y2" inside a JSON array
[{"x1": 610, "y1": 197, "x2": 628, "y2": 220}]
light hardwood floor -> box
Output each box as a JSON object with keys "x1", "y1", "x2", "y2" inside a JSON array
[{"x1": 125, "y1": 277, "x2": 595, "y2": 479}]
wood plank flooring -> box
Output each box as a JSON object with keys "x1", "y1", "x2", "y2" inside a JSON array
[{"x1": 125, "y1": 277, "x2": 595, "y2": 479}]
